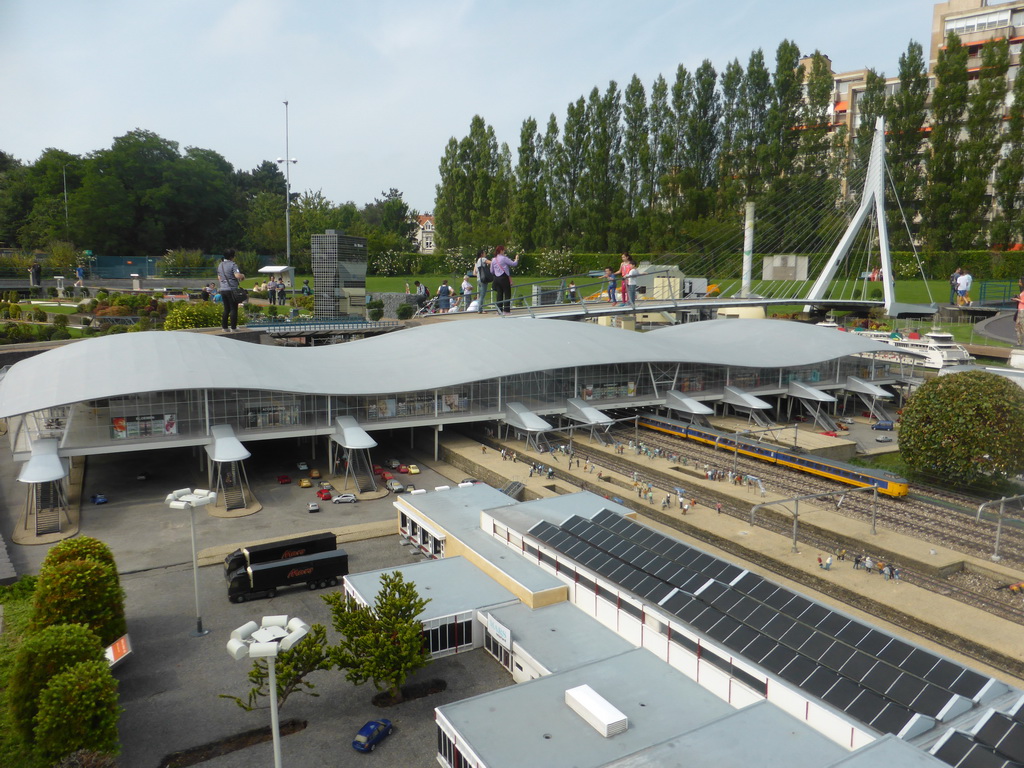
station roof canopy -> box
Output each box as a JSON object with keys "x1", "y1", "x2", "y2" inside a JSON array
[{"x1": 0, "y1": 319, "x2": 902, "y2": 419}]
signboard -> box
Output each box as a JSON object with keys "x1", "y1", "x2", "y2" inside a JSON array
[
  {"x1": 110, "y1": 414, "x2": 177, "y2": 439},
  {"x1": 105, "y1": 634, "x2": 132, "y2": 668},
  {"x1": 486, "y1": 613, "x2": 512, "y2": 650}
]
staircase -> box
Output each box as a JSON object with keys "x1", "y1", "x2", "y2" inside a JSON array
[
  {"x1": 218, "y1": 461, "x2": 248, "y2": 510},
  {"x1": 499, "y1": 480, "x2": 525, "y2": 500},
  {"x1": 801, "y1": 402, "x2": 840, "y2": 433},
  {"x1": 34, "y1": 481, "x2": 62, "y2": 535},
  {"x1": 855, "y1": 393, "x2": 895, "y2": 423},
  {"x1": 349, "y1": 450, "x2": 377, "y2": 493}
]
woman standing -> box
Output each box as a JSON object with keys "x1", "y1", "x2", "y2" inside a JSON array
[
  {"x1": 217, "y1": 249, "x2": 245, "y2": 332},
  {"x1": 490, "y1": 246, "x2": 519, "y2": 314}
]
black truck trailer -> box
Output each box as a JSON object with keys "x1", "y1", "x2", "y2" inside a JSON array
[
  {"x1": 224, "y1": 532, "x2": 336, "y2": 576},
  {"x1": 226, "y1": 548, "x2": 349, "y2": 603}
]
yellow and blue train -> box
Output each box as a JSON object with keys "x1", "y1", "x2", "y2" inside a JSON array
[{"x1": 637, "y1": 413, "x2": 909, "y2": 498}]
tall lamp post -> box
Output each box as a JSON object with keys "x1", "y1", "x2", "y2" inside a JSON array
[
  {"x1": 165, "y1": 488, "x2": 217, "y2": 637},
  {"x1": 227, "y1": 615, "x2": 310, "y2": 768},
  {"x1": 277, "y1": 101, "x2": 297, "y2": 268},
  {"x1": 61, "y1": 163, "x2": 70, "y2": 240}
]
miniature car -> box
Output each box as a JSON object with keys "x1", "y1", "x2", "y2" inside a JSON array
[
  {"x1": 309, "y1": 468, "x2": 321, "y2": 479},
  {"x1": 385, "y1": 479, "x2": 405, "y2": 493},
  {"x1": 381, "y1": 471, "x2": 394, "y2": 481},
  {"x1": 385, "y1": 458, "x2": 401, "y2": 469},
  {"x1": 91, "y1": 493, "x2": 108, "y2": 504},
  {"x1": 372, "y1": 464, "x2": 385, "y2": 476},
  {"x1": 839, "y1": 417, "x2": 854, "y2": 424},
  {"x1": 406, "y1": 464, "x2": 420, "y2": 475},
  {"x1": 332, "y1": 493, "x2": 357, "y2": 504},
  {"x1": 397, "y1": 464, "x2": 410, "y2": 474},
  {"x1": 460, "y1": 478, "x2": 480, "y2": 485},
  {"x1": 298, "y1": 477, "x2": 312, "y2": 488},
  {"x1": 352, "y1": 719, "x2": 392, "y2": 753},
  {"x1": 319, "y1": 481, "x2": 333, "y2": 490},
  {"x1": 316, "y1": 489, "x2": 332, "y2": 500},
  {"x1": 875, "y1": 436, "x2": 894, "y2": 443},
  {"x1": 307, "y1": 502, "x2": 320, "y2": 513},
  {"x1": 296, "y1": 461, "x2": 309, "y2": 471},
  {"x1": 871, "y1": 420, "x2": 895, "y2": 431},
  {"x1": 820, "y1": 431, "x2": 838, "y2": 437},
  {"x1": 276, "y1": 475, "x2": 291, "y2": 484},
  {"x1": 404, "y1": 484, "x2": 416, "y2": 493}
]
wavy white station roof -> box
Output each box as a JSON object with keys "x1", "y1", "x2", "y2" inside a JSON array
[{"x1": 0, "y1": 318, "x2": 901, "y2": 418}]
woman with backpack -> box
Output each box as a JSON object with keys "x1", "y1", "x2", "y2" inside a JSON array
[{"x1": 473, "y1": 249, "x2": 491, "y2": 312}]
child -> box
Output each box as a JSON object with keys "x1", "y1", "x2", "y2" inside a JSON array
[{"x1": 604, "y1": 268, "x2": 618, "y2": 304}]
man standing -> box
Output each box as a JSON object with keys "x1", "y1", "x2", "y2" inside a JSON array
[
  {"x1": 956, "y1": 268, "x2": 973, "y2": 306},
  {"x1": 74, "y1": 264, "x2": 85, "y2": 289},
  {"x1": 267, "y1": 277, "x2": 277, "y2": 305},
  {"x1": 949, "y1": 268, "x2": 961, "y2": 305},
  {"x1": 473, "y1": 250, "x2": 490, "y2": 312}
]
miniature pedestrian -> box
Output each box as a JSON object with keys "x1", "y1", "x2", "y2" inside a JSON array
[
  {"x1": 838, "y1": 549, "x2": 847, "y2": 561},
  {"x1": 682, "y1": 503, "x2": 689, "y2": 515},
  {"x1": 662, "y1": 494, "x2": 670, "y2": 509},
  {"x1": 528, "y1": 466, "x2": 534, "y2": 478},
  {"x1": 817, "y1": 554, "x2": 823, "y2": 569},
  {"x1": 853, "y1": 554, "x2": 862, "y2": 569},
  {"x1": 481, "y1": 445, "x2": 486, "y2": 454},
  {"x1": 864, "y1": 556, "x2": 874, "y2": 573},
  {"x1": 597, "y1": 470, "x2": 603, "y2": 480},
  {"x1": 716, "y1": 502, "x2": 723, "y2": 515},
  {"x1": 824, "y1": 555, "x2": 833, "y2": 571},
  {"x1": 678, "y1": 493, "x2": 684, "y2": 509},
  {"x1": 892, "y1": 566, "x2": 901, "y2": 582}
]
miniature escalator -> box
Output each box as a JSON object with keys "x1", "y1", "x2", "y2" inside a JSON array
[
  {"x1": 348, "y1": 450, "x2": 377, "y2": 493},
  {"x1": 215, "y1": 460, "x2": 249, "y2": 511},
  {"x1": 745, "y1": 408, "x2": 773, "y2": 428},
  {"x1": 854, "y1": 392, "x2": 895, "y2": 423},
  {"x1": 800, "y1": 402, "x2": 840, "y2": 433},
  {"x1": 499, "y1": 480, "x2": 525, "y2": 500}
]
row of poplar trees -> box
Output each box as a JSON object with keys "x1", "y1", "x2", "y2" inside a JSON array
[{"x1": 434, "y1": 33, "x2": 1024, "y2": 256}]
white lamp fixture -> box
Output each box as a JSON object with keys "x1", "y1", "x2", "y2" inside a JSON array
[
  {"x1": 164, "y1": 488, "x2": 218, "y2": 637},
  {"x1": 227, "y1": 615, "x2": 310, "y2": 768}
]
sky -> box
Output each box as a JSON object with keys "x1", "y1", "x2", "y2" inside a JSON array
[{"x1": 3, "y1": 0, "x2": 933, "y2": 214}]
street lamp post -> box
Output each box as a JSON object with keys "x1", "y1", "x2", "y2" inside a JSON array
[
  {"x1": 227, "y1": 615, "x2": 310, "y2": 768},
  {"x1": 165, "y1": 488, "x2": 217, "y2": 637},
  {"x1": 61, "y1": 163, "x2": 70, "y2": 240},
  {"x1": 277, "y1": 101, "x2": 297, "y2": 268}
]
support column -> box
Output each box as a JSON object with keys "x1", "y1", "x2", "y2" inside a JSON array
[{"x1": 742, "y1": 201, "x2": 755, "y2": 298}]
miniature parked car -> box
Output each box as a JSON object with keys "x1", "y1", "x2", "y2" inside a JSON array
[
  {"x1": 352, "y1": 719, "x2": 392, "y2": 753},
  {"x1": 296, "y1": 461, "x2": 309, "y2": 471},
  {"x1": 820, "y1": 431, "x2": 838, "y2": 437},
  {"x1": 875, "y1": 436, "x2": 894, "y2": 443},
  {"x1": 406, "y1": 464, "x2": 420, "y2": 475},
  {"x1": 397, "y1": 464, "x2": 410, "y2": 474},
  {"x1": 460, "y1": 478, "x2": 480, "y2": 485},
  {"x1": 405, "y1": 484, "x2": 416, "y2": 493},
  {"x1": 298, "y1": 477, "x2": 313, "y2": 488},
  {"x1": 381, "y1": 471, "x2": 395, "y2": 481},
  {"x1": 386, "y1": 479, "x2": 405, "y2": 493},
  {"x1": 372, "y1": 464, "x2": 385, "y2": 476},
  {"x1": 276, "y1": 475, "x2": 291, "y2": 484},
  {"x1": 91, "y1": 493, "x2": 108, "y2": 504},
  {"x1": 871, "y1": 420, "x2": 895, "y2": 431},
  {"x1": 319, "y1": 481, "x2": 333, "y2": 490},
  {"x1": 309, "y1": 468, "x2": 321, "y2": 479},
  {"x1": 839, "y1": 417, "x2": 854, "y2": 425},
  {"x1": 307, "y1": 501, "x2": 320, "y2": 513},
  {"x1": 385, "y1": 458, "x2": 401, "y2": 469},
  {"x1": 332, "y1": 493, "x2": 357, "y2": 504},
  {"x1": 316, "y1": 489, "x2": 332, "y2": 501}
]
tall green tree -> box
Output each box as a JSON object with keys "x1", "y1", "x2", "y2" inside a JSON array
[
  {"x1": 960, "y1": 38, "x2": 1009, "y2": 248},
  {"x1": 716, "y1": 58, "x2": 746, "y2": 215},
  {"x1": 993, "y1": 63, "x2": 1024, "y2": 246},
  {"x1": 680, "y1": 60, "x2": 721, "y2": 220},
  {"x1": 323, "y1": 570, "x2": 431, "y2": 702},
  {"x1": 511, "y1": 117, "x2": 546, "y2": 250},
  {"x1": 924, "y1": 31, "x2": 970, "y2": 251},
  {"x1": 580, "y1": 82, "x2": 623, "y2": 250},
  {"x1": 620, "y1": 75, "x2": 650, "y2": 232},
  {"x1": 560, "y1": 96, "x2": 589, "y2": 245},
  {"x1": 737, "y1": 49, "x2": 771, "y2": 199},
  {"x1": 884, "y1": 41, "x2": 929, "y2": 248}
]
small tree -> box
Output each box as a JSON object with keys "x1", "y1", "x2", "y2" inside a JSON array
[
  {"x1": 8, "y1": 623, "x2": 105, "y2": 743},
  {"x1": 900, "y1": 370, "x2": 1024, "y2": 486},
  {"x1": 42, "y1": 535, "x2": 118, "y2": 573},
  {"x1": 33, "y1": 660, "x2": 121, "y2": 763},
  {"x1": 31, "y1": 559, "x2": 126, "y2": 645},
  {"x1": 323, "y1": 570, "x2": 431, "y2": 702},
  {"x1": 220, "y1": 623, "x2": 333, "y2": 711}
]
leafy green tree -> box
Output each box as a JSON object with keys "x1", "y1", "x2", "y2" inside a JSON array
[
  {"x1": 621, "y1": 74, "x2": 650, "y2": 231},
  {"x1": 33, "y1": 660, "x2": 121, "y2": 762},
  {"x1": 736, "y1": 48, "x2": 771, "y2": 199},
  {"x1": 559, "y1": 97, "x2": 589, "y2": 245},
  {"x1": 580, "y1": 82, "x2": 623, "y2": 251},
  {"x1": 538, "y1": 114, "x2": 563, "y2": 246},
  {"x1": 220, "y1": 623, "x2": 333, "y2": 711},
  {"x1": 323, "y1": 570, "x2": 431, "y2": 702},
  {"x1": 885, "y1": 41, "x2": 929, "y2": 248},
  {"x1": 9, "y1": 623, "x2": 106, "y2": 744},
  {"x1": 511, "y1": 117, "x2": 546, "y2": 250},
  {"x1": 900, "y1": 371, "x2": 1024, "y2": 485},
  {"x1": 960, "y1": 38, "x2": 1009, "y2": 248},
  {"x1": 42, "y1": 535, "x2": 119, "y2": 572},
  {"x1": 716, "y1": 58, "x2": 746, "y2": 215},
  {"x1": 924, "y1": 31, "x2": 970, "y2": 251},
  {"x1": 993, "y1": 58, "x2": 1024, "y2": 247}
]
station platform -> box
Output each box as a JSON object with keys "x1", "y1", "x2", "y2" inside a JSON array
[{"x1": 424, "y1": 432, "x2": 1024, "y2": 688}]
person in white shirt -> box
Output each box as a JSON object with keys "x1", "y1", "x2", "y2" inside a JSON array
[{"x1": 956, "y1": 269, "x2": 973, "y2": 306}]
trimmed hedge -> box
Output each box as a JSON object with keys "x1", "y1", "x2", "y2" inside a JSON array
[
  {"x1": 41, "y1": 536, "x2": 118, "y2": 574},
  {"x1": 30, "y1": 559, "x2": 126, "y2": 646},
  {"x1": 8, "y1": 624, "x2": 105, "y2": 744},
  {"x1": 33, "y1": 660, "x2": 121, "y2": 762}
]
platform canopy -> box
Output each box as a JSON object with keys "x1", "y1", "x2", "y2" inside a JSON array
[
  {"x1": 333, "y1": 416, "x2": 378, "y2": 450},
  {"x1": 204, "y1": 424, "x2": 251, "y2": 463},
  {"x1": 504, "y1": 402, "x2": 553, "y2": 433},
  {"x1": 787, "y1": 380, "x2": 837, "y2": 403},
  {"x1": 18, "y1": 439, "x2": 69, "y2": 483},
  {"x1": 846, "y1": 376, "x2": 893, "y2": 399},
  {"x1": 565, "y1": 398, "x2": 614, "y2": 426},
  {"x1": 723, "y1": 386, "x2": 772, "y2": 410},
  {"x1": 664, "y1": 391, "x2": 715, "y2": 416}
]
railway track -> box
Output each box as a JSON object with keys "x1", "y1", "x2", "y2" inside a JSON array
[{"x1": 529, "y1": 425, "x2": 1024, "y2": 626}]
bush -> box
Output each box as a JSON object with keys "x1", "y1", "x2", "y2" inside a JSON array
[
  {"x1": 163, "y1": 301, "x2": 224, "y2": 330},
  {"x1": 368, "y1": 308, "x2": 384, "y2": 321},
  {"x1": 33, "y1": 660, "x2": 121, "y2": 762},
  {"x1": 396, "y1": 303, "x2": 414, "y2": 320},
  {"x1": 41, "y1": 536, "x2": 118, "y2": 573},
  {"x1": 8, "y1": 624, "x2": 105, "y2": 743},
  {"x1": 31, "y1": 559, "x2": 126, "y2": 645}
]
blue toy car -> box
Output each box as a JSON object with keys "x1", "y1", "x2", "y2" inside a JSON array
[
  {"x1": 91, "y1": 494, "x2": 108, "y2": 504},
  {"x1": 352, "y1": 718, "x2": 393, "y2": 752}
]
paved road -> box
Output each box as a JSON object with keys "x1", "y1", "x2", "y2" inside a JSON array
[{"x1": 0, "y1": 436, "x2": 512, "y2": 768}]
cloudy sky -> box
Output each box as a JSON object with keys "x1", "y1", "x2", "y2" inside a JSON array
[{"x1": 4, "y1": 0, "x2": 931, "y2": 213}]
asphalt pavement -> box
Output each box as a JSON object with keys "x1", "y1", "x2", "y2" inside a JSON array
[{"x1": 0, "y1": 436, "x2": 512, "y2": 768}]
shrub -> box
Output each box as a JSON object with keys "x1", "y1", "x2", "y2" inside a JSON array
[
  {"x1": 368, "y1": 308, "x2": 384, "y2": 321},
  {"x1": 8, "y1": 624, "x2": 105, "y2": 743},
  {"x1": 396, "y1": 303, "x2": 414, "y2": 320},
  {"x1": 159, "y1": 248, "x2": 209, "y2": 278},
  {"x1": 31, "y1": 559, "x2": 126, "y2": 645},
  {"x1": 163, "y1": 301, "x2": 224, "y2": 330},
  {"x1": 33, "y1": 307, "x2": 47, "y2": 322},
  {"x1": 34, "y1": 660, "x2": 121, "y2": 762},
  {"x1": 53, "y1": 313, "x2": 69, "y2": 329},
  {"x1": 41, "y1": 536, "x2": 118, "y2": 573},
  {"x1": 535, "y1": 247, "x2": 576, "y2": 277}
]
